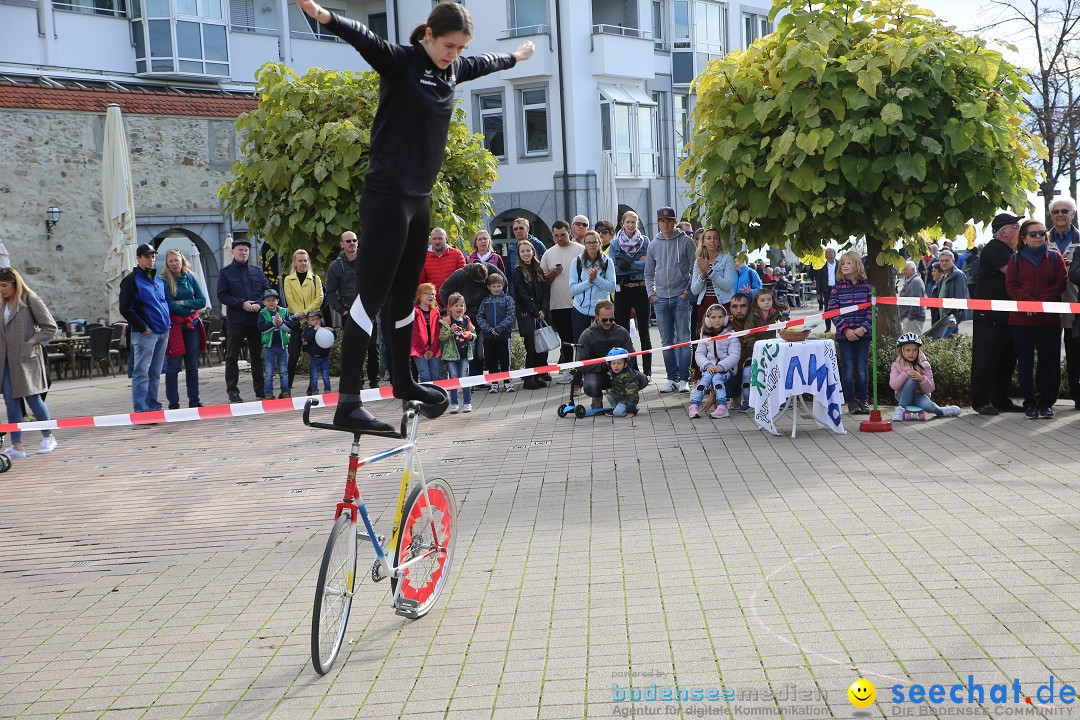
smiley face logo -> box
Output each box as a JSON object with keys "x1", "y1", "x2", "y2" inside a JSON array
[{"x1": 848, "y1": 679, "x2": 876, "y2": 708}]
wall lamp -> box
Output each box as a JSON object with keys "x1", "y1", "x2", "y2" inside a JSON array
[{"x1": 45, "y1": 206, "x2": 61, "y2": 238}]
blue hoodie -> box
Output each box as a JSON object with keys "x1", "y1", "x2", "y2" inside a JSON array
[{"x1": 477, "y1": 292, "x2": 516, "y2": 338}]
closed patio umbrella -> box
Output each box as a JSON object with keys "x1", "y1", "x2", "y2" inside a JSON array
[
  {"x1": 101, "y1": 103, "x2": 137, "y2": 323},
  {"x1": 189, "y1": 246, "x2": 211, "y2": 310}
]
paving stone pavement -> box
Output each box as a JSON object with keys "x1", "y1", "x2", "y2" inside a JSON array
[{"x1": 2, "y1": 347, "x2": 1080, "y2": 719}]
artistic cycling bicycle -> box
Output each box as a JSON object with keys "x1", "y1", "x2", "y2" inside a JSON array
[{"x1": 303, "y1": 388, "x2": 456, "y2": 675}]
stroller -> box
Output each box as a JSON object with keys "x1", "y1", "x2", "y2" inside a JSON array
[
  {"x1": 0, "y1": 434, "x2": 10, "y2": 472},
  {"x1": 556, "y1": 343, "x2": 613, "y2": 418}
]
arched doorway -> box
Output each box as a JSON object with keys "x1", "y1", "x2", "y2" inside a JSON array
[{"x1": 489, "y1": 209, "x2": 552, "y2": 250}]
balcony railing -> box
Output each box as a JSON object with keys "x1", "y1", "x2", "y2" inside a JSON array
[
  {"x1": 53, "y1": 0, "x2": 126, "y2": 16},
  {"x1": 230, "y1": 24, "x2": 278, "y2": 36},
  {"x1": 290, "y1": 29, "x2": 342, "y2": 42},
  {"x1": 498, "y1": 24, "x2": 550, "y2": 39},
  {"x1": 592, "y1": 24, "x2": 653, "y2": 40}
]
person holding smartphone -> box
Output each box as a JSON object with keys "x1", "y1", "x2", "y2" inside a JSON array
[{"x1": 540, "y1": 220, "x2": 584, "y2": 373}]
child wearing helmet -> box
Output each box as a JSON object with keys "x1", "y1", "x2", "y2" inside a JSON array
[
  {"x1": 690, "y1": 304, "x2": 740, "y2": 419},
  {"x1": 889, "y1": 333, "x2": 961, "y2": 421},
  {"x1": 605, "y1": 347, "x2": 641, "y2": 418}
]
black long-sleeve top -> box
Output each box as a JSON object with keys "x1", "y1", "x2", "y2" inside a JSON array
[{"x1": 325, "y1": 13, "x2": 517, "y2": 197}]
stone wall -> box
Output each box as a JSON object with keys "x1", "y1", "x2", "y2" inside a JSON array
[{"x1": 0, "y1": 108, "x2": 238, "y2": 321}]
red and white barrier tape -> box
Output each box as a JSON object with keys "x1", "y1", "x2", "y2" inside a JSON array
[
  {"x1": 875, "y1": 295, "x2": 1080, "y2": 314},
  {"x1": 3, "y1": 303, "x2": 875, "y2": 433}
]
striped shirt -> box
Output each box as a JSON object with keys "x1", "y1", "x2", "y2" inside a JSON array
[{"x1": 827, "y1": 279, "x2": 873, "y2": 335}]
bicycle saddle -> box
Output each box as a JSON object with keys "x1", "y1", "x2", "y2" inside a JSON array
[{"x1": 404, "y1": 383, "x2": 450, "y2": 420}]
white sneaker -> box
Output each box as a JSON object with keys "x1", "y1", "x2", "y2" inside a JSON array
[
  {"x1": 659, "y1": 380, "x2": 677, "y2": 393},
  {"x1": 892, "y1": 407, "x2": 905, "y2": 422},
  {"x1": 488, "y1": 384, "x2": 500, "y2": 394},
  {"x1": 8, "y1": 449, "x2": 27, "y2": 459},
  {"x1": 503, "y1": 382, "x2": 516, "y2": 392},
  {"x1": 37, "y1": 437, "x2": 57, "y2": 454},
  {"x1": 677, "y1": 381, "x2": 690, "y2": 393},
  {"x1": 555, "y1": 373, "x2": 574, "y2": 385},
  {"x1": 462, "y1": 403, "x2": 472, "y2": 413},
  {"x1": 942, "y1": 405, "x2": 961, "y2": 417},
  {"x1": 450, "y1": 403, "x2": 461, "y2": 414}
]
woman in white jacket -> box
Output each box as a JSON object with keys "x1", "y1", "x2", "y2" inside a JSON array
[{"x1": 689, "y1": 303, "x2": 741, "y2": 419}]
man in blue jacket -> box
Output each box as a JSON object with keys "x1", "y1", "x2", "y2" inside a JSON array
[
  {"x1": 119, "y1": 243, "x2": 171, "y2": 413},
  {"x1": 217, "y1": 238, "x2": 270, "y2": 403}
]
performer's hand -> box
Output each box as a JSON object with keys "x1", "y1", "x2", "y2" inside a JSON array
[
  {"x1": 513, "y1": 41, "x2": 535, "y2": 62},
  {"x1": 296, "y1": 0, "x2": 326, "y2": 22}
]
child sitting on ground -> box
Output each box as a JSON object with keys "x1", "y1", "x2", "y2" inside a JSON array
[
  {"x1": 605, "y1": 347, "x2": 641, "y2": 418},
  {"x1": 689, "y1": 304, "x2": 741, "y2": 419},
  {"x1": 739, "y1": 287, "x2": 789, "y2": 412},
  {"x1": 889, "y1": 333, "x2": 960, "y2": 420},
  {"x1": 302, "y1": 310, "x2": 333, "y2": 395},
  {"x1": 257, "y1": 289, "x2": 294, "y2": 400}
]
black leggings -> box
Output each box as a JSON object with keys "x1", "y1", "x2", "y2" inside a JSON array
[
  {"x1": 614, "y1": 285, "x2": 652, "y2": 376},
  {"x1": 338, "y1": 190, "x2": 430, "y2": 395}
]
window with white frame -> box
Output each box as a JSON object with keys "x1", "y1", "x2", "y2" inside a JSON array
[
  {"x1": 599, "y1": 84, "x2": 659, "y2": 177},
  {"x1": 672, "y1": 0, "x2": 726, "y2": 84},
  {"x1": 674, "y1": 92, "x2": 690, "y2": 157},
  {"x1": 476, "y1": 91, "x2": 506, "y2": 160},
  {"x1": 520, "y1": 87, "x2": 549, "y2": 157},
  {"x1": 742, "y1": 12, "x2": 771, "y2": 47},
  {"x1": 511, "y1": 0, "x2": 547, "y2": 33},
  {"x1": 652, "y1": 0, "x2": 664, "y2": 49},
  {"x1": 131, "y1": 0, "x2": 229, "y2": 76}
]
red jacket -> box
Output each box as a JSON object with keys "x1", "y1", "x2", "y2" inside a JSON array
[
  {"x1": 411, "y1": 305, "x2": 442, "y2": 357},
  {"x1": 420, "y1": 248, "x2": 466, "y2": 301},
  {"x1": 1005, "y1": 248, "x2": 1067, "y2": 326}
]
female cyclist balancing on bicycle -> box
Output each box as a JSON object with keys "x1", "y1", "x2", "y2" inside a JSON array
[{"x1": 294, "y1": 0, "x2": 534, "y2": 434}]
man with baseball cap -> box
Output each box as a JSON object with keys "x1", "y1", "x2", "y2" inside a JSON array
[
  {"x1": 970, "y1": 212, "x2": 1025, "y2": 414},
  {"x1": 646, "y1": 206, "x2": 695, "y2": 392},
  {"x1": 119, "y1": 243, "x2": 171, "y2": 413},
  {"x1": 217, "y1": 236, "x2": 270, "y2": 403}
]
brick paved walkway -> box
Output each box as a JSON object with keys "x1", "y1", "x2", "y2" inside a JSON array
[{"x1": 2, "y1": 347, "x2": 1079, "y2": 719}]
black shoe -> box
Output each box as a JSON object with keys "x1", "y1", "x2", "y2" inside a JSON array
[
  {"x1": 1039, "y1": 406, "x2": 1055, "y2": 419},
  {"x1": 189, "y1": 402, "x2": 204, "y2": 408},
  {"x1": 858, "y1": 402, "x2": 871, "y2": 415},
  {"x1": 168, "y1": 404, "x2": 180, "y2": 410},
  {"x1": 255, "y1": 394, "x2": 266, "y2": 401},
  {"x1": 538, "y1": 373, "x2": 553, "y2": 382},
  {"x1": 394, "y1": 381, "x2": 450, "y2": 419},
  {"x1": 995, "y1": 402, "x2": 1025, "y2": 413},
  {"x1": 332, "y1": 402, "x2": 397, "y2": 435},
  {"x1": 974, "y1": 404, "x2": 1000, "y2": 416},
  {"x1": 229, "y1": 394, "x2": 243, "y2": 404},
  {"x1": 1074, "y1": 400, "x2": 1080, "y2": 411},
  {"x1": 1025, "y1": 405, "x2": 1038, "y2": 419},
  {"x1": 278, "y1": 392, "x2": 291, "y2": 400}
]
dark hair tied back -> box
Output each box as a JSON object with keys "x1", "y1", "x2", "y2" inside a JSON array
[{"x1": 410, "y1": 1, "x2": 473, "y2": 44}]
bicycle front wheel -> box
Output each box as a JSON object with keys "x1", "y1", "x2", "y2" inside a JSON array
[
  {"x1": 391, "y1": 477, "x2": 457, "y2": 619},
  {"x1": 311, "y1": 511, "x2": 357, "y2": 675}
]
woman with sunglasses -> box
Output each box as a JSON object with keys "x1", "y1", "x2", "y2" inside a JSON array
[
  {"x1": 294, "y1": 0, "x2": 534, "y2": 432},
  {"x1": 0, "y1": 268, "x2": 58, "y2": 457},
  {"x1": 594, "y1": 220, "x2": 615, "y2": 251},
  {"x1": 1005, "y1": 219, "x2": 1067, "y2": 418}
]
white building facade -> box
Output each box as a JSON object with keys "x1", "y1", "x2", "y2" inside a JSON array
[{"x1": 0, "y1": 0, "x2": 773, "y2": 277}]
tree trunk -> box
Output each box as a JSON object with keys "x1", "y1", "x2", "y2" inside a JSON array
[{"x1": 866, "y1": 235, "x2": 900, "y2": 340}]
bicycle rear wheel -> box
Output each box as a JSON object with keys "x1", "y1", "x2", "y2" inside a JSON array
[
  {"x1": 391, "y1": 477, "x2": 457, "y2": 619},
  {"x1": 311, "y1": 511, "x2": 357, "y2": 674}
]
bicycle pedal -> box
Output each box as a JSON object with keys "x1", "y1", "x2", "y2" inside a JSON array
[
  {"x1": 394, "y1": 598, "x2": 420, "y2": 619},
  {"x1": 371, "y1": 558, "x2": 388, "y2": 583}
]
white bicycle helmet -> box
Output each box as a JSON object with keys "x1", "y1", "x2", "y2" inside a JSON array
[{"x1": 896, "y1": 332, "x2": 922, "y2": 347}]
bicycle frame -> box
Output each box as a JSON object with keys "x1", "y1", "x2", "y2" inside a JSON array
[{"x1": 333, "y1": 408, "x2": 448, "y2": 603}]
